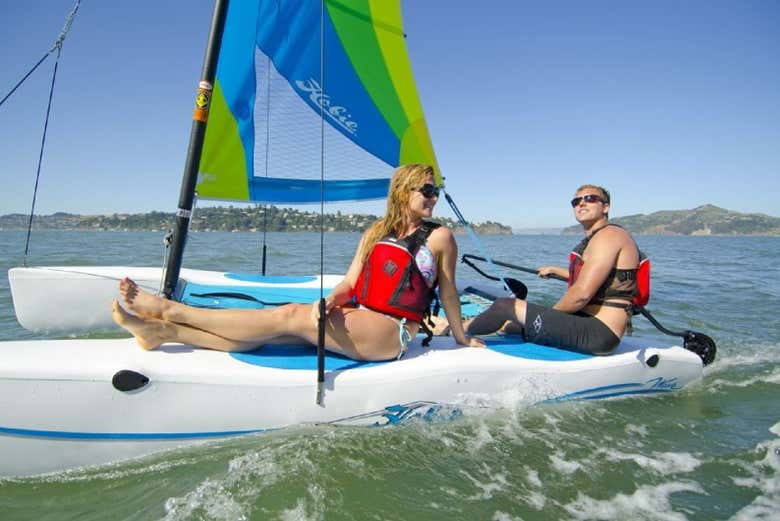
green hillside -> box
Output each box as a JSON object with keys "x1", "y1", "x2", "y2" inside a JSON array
[
  {"x1": 0, "y1": 206, "x2": 513, "y2": 234},
  {"x1": 562, "y1": 205, "x2": 780, "y2": 235}
]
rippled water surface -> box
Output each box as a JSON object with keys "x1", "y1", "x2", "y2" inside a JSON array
[{"x1": 1, "y1": 231, "x2": 778, "y2": 520}]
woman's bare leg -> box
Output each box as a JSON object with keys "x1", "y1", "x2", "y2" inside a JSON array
[
  {"x1": 429, "y1": 314, "x2": 452, "y2": 336},
  {"x1": 112, "y1": 301, "x2": 259, "y2": 352},
  {"x1": 202, "y1": 304, "x2": 411, "y2": 361},
  {"x1": 120, "y1": 278, "x2": 316, "y2": 342},
  {"x1": 115, "y1": 290, "x2": 407, "y2": 360},
  {"x1": 119, "y1": 278, "x2": 173, "y2": 319},
  {"x1": 303, "y1": 307, "x2": 414, "y2": 361}
]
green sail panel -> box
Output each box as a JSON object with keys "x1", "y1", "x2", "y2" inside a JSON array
[
  {"x1": 198, "y1": 80, "x2": 249, "y2": 201},
  {"x1": 328, "y1": 0, "x2": 439, "y2": 178}
]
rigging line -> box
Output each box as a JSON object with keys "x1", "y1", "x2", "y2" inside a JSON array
[
  {"x1": 316, "y1": 0, "x2": 327, "y2": 405},
  {"x1": 261, "y1": 55, "x2": 272, "y2": 275},
  {"x1": 0, "y1": 53, "x2": 51, "y2": 109},
  {"x1": 20, "y1": 267, "x2": 127, "y2": 281},
  {"x1": 23, "y1": 47, "x2": 62, "y2": 265},
  {"x1": 0, "y1": 0, "x2": 80, "y2": 109},
  {"x1": 442, "y1": 189, "x2": 511, "y2": 291},
  {"x1": 318, "y1": 5, "x2": 325, "y2": 291},
  {"x1": 53, "y1": 0, "x2": 81, "y2": 51},
  {"x1": 19, "y1": 0, "x2": 81, "y2": 264}
]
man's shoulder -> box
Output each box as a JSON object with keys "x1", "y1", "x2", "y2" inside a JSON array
[
  {"x1": 589, "y1": 223, "x2": 633, "y2": 249},
  {"x1": 601, "y1": 223, "x2": 633, "y2": 239}
]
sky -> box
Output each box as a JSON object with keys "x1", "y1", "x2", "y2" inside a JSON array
[{"x1": 1, "y1": 0, "x2": 778, "y2": 229}]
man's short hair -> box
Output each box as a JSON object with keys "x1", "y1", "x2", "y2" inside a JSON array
[{"x1": 576, "y1": 184, "x2": 610, "y2": 205}]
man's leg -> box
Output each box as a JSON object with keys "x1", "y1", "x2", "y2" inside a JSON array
[{"x1": 466, "y1": 297, "x2": 528, "y2": 335}]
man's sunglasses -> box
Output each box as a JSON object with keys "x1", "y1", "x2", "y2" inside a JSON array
[
  {"x1": 570, "y1": 194, "x2": 605, "y2": 207},
  {"x1": 416, "y1": 184, "x2": 440, "y2": 199}
]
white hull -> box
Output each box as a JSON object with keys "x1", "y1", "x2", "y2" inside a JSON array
[
  {"x1": 0, "y1": 334, "x2": 703, "y2": 477},
  {"x1": 8, "y1": 266, "x2": 342, "y2": 333}
]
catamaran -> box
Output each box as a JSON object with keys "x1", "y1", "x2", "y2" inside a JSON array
[{"x1": 1, "y1": 0, "x2": 713, "y2": 478}]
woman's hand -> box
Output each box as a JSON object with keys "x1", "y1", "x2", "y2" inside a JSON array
[
  {"x1": 457, "y1": 334, "x2": 486, "y2": 348},
  {"x1": 310, "y1": 298, "x2": 335, "y2": 325}
]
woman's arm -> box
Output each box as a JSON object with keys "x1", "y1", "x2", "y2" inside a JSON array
[
  {"x1": 430, "y1": 227, "x2": 485, "y2": 347},
  {"x1": 311, "y1": 233, "x2": 366, "y2": 323}
]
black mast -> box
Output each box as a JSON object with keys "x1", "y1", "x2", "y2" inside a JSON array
[{"x1": 162, "y1": 0, "x2": 230, "y2": 298}]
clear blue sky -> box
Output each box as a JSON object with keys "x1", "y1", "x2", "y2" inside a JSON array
[{"x1": 1, "y1": 0, "x2": 778, "y2": 229}]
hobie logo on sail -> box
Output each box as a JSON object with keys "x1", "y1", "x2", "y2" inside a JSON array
[{"x1": 296, "y1": 79, "x2": 357, "y2": 135}]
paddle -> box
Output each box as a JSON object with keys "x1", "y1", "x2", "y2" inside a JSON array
[
  {"x1": 462, "y1": 254, "x2": 550, "y2": 279},
  {"x1": 635, "y1": 307, "x2": 717, "y2": 366},
  {"x1": 460, "y1": 254, "x2": 530, "y2": 299},
  {"x1": 460, "y1": 253, "x2": 717, "y2": 365}
]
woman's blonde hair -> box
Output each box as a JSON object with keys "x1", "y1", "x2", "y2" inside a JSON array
[{"x1": 360, "y1": 164, "x2": 435, "y2": 261}]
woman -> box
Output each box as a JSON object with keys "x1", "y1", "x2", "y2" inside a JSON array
[{"x1": 113, "y1": 164, "x2": 485, "y2": 361}]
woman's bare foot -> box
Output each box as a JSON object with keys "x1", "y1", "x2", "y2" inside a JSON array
[
  {"x1": 429, "y1": 314, "x2": 451, "y2": 336},
  {"x1": 118, "y1": 277, "x2": 172, "y2": 320},
  {"x1": 112, "y1": 300, "x2": 170, "y2": 351}
]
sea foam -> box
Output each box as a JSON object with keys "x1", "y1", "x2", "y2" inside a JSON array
[
  {"x1": 730, "y1": 421, "x2": 780, "y2": 520},
  {"x1": 563, "y1": 481, "x2": 705, "y2": 521}
]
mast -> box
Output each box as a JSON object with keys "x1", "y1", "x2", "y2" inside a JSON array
[{"x1": 162, "y1": 0, "x2": 230, "y2": 298}]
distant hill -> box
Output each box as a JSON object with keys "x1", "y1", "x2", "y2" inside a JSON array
[
  {"x1": 0, "y1": 206, "x2": 513, "y2": 235},
  {"x1": 562, "y1": 205, "x2": 780, "y2": 236},
  {"x1": 512, "y1": 227, "x2": 564, "y2": 235}
]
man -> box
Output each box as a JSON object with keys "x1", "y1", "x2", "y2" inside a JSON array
[{"x1": 466, "y1": 184, "x2": 640, "y2": 355}]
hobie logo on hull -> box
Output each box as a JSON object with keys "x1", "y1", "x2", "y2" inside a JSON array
[
  {"x1": 645, "y1": 376, "x2": 681, "y2": 391},
  {"x1": 296, "y1": 79, "x2": 358, "y2": 135}
]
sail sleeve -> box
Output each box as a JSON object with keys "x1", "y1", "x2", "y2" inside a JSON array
[{"x1": 196, "y1": 0, "x2": 439, "y2": 204}]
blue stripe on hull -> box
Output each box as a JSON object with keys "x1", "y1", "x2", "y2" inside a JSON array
[
  {"x1": 1, "y1": 382, "x2": 680, "y2": 442},
  {"x1": 542, "y1": 377, "x2": 682, "y2": 403},
  {"x1": 542, "y1": 388, "x2": 675, "y2": 404},
  {"x1": 0, "y1": 425, "x2": 265, "y2": 441}
]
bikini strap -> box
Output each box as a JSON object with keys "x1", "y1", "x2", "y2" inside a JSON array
[{"x1": 404, "y1": 220, "x2": 441, "y2": 255}]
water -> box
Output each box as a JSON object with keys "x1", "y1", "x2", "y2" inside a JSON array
[{"x1": 1, "y1": 231, "x2": 779, "y2": 520}]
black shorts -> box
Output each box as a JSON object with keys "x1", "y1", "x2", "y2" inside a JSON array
[{"x1": 523, "y1": 302, "x2": 621, "y2": 355}]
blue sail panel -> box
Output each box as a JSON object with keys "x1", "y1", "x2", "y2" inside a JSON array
[
  {"x1": 249, "y1": 177, "x2": 390, "y2": 204},
  {"x1": 254, "y1": 1, "x2": 400, "y2": 165},
  {"x1": 197, "y1": 0, "x2": 435, "y2": 204}
]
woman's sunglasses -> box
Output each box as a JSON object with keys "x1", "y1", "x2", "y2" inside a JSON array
[
  {"x1": 570, "y1": 194, "x2": 605, "y2": 207},
  {"x1": 416, "y1": 184, "x2": 440, "y2": 199}
]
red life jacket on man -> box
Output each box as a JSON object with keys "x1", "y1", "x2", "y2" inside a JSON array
[
  {"x1": 354, "y1": 221, "x2": 440, "y2": 322},
  {"x1": 568, "y1": 223, "x2": 650, "y2": 309}
]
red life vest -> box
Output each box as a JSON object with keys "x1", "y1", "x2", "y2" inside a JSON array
[
  {"x1": 568, "y1": 224, "x2": 650, "y2": 308},
  {"x1": 354, "y1": 222, "x2": 440, "y2": 322},
  {"x1": 634, "y1": 255, "x2": 650, "y2": 307}
]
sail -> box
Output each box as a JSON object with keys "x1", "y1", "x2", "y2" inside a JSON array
[{"x1": 196, "y1": 0, "x2": 439, "y2": 204}]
